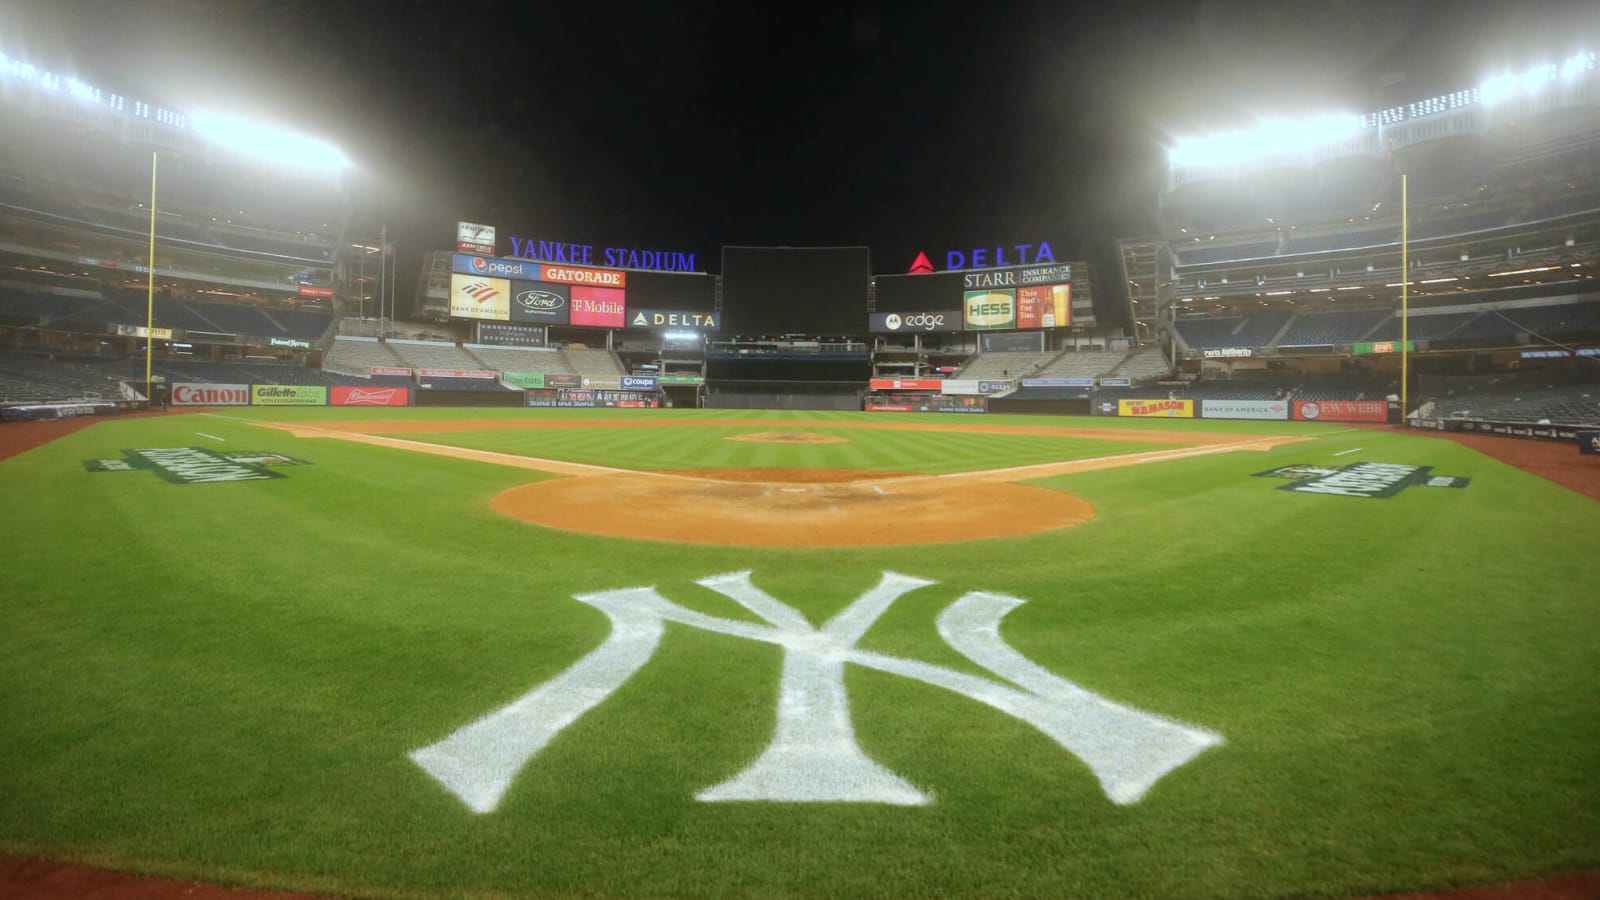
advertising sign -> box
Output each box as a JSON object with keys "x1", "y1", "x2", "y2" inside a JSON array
[
  {"x1": 457, "y1": 221, "x2": 496, "y2": 255},
  {"x1": 1023, "y1": 378, "x2": 1094, "y2": 388},
  {"x1": 296, "y1": 285, "x2": 334, "y2": 298},
  {"x1": 371, "y1": 366, "x2": 412, "y2": 376},
  {"x1": 115, "y1": 324, "x2": 175, "y2": 340},
  {"x1": 1201, "y1": 399, "x2": 1289, "y2": 420},
  {"x1": 171, "y1": 383, "x2": 249, "y2": 406},
  {"x1": 453, "y1": 253, "x2": 544, "y2": 280},
  {"x1": 620, "y1": 375, "x2": 659, "y2": 391},
  {"x1": 509, "y1": 282, "x2": 570, "y2": 324},
  {"x1": 1202, "y1": 347, "x2": 1253, "y2": 358},
  {"x1": 1099, "y1": 377, "x2": 1131, "y2": 387},
  {"x1": 475, "y1": 321, "x2": 546, "y2": 346},
  {"x1": 660, "y1": 374, "x2": 704, "y2": 385},
  {"x1": 626, "y1": 309, "x2": 720, "y2": 330},
  {"x1": 978, "y1": 380, "x2": 1013, "y2": 394},
  {"x1": 869, "y1": 378, "x2": 943, "y2": 391},
  {"x1": 449, "y1": 273, "x2": 510, "y2": 321},
  {"x1": 418, "y1": 368, "x2": 496, "y2": 379},
  {"x1": 330, "y1": 386, "x2": 411, "y2": 407},
  {"x1": 1118, "y1": 399, "x2": 1194, "y2": 418},
  {"x1": 1579, "y1": 431, "x2": 1600, "y2": 455},
  {"x1": 1353, "y1": 340, "x2": 1415, "y2": 355},
  {"x1": 570, "y1": 286, "x2": 626, "y2": 328},
  {"x1": 541, "y1": 264, "x2": 626, "y2": 288},
  {"x1": 251, "y1": 385, "x2": 326, "y2": 406},
  {"x1": 1293, "y1": 400, "x2": 1389, "y2": 422},
  {"x1": 269, "y1": 338, "x2": 311, "y2": 349},
  {"x1": 963, "y1": 290, "x2": 1017, "y2": 331},
  {"x1": 868, "y1": 310, "x2": 962, "y2": 334},
  {"x1": 506, "y1": 373, "x2": 581, "y2": 389}
]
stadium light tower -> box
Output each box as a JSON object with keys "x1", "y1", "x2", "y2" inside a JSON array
[{"x1": 189, "y1": 112, "x2": 350, "y2": 172}]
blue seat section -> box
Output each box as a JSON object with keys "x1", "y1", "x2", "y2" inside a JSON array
[
  {"x1": 1277, "y1": 309, "x2": 1387, "y2": 347},
  {"x1": 1172, "y1": 317, "x2": 1242, "y2": 349}
]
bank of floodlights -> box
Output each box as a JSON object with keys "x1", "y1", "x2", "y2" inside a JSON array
[
  {"x1": 1169, "y1": 49, "x2": 1595, "y2": 168},
  {"x1": 1, "y1": 48, "x2": 348, "y2": 172}
]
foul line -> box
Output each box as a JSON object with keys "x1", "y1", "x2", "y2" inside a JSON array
[
  {"x1": 1332, "y1": 447, "x2": 1363, "y2": 457},
  {"x1": 228, "y1": 414, "x2": 1312, "y2": 488},
  {"x1": 195, "y1": 432, "x2": 226, "y2": 442}
]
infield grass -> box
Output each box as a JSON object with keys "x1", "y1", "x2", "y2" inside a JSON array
[{"x1": 1, "y1": 408, "x2": 1595, "y2": 899}]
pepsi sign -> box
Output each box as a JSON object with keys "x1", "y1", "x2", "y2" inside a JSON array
[{"x1": 452, "y1": 253, "x2": 543, "y2": 280}]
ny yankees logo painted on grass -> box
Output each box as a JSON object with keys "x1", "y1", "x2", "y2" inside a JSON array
[{"x1": 410, "y1": 572, "x2": 1224, "y2": 811}]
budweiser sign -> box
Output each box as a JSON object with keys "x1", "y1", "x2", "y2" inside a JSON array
[
  {"x1": 331, "y1": 386, "x2": 410, "y2": 407},
  {"x1": 170, "y1": 383, "x2": 250, "y2": 406}
]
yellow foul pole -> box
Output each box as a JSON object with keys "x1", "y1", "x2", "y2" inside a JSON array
[
  {"x1": 145, "y1": 152, "x2": 158, "y2": 391},
  {"x1": 1401, "y1": 173, "x2": 1408, "y2": 417}
]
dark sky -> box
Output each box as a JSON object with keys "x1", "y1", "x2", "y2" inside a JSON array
[{"x1": 4, "y1": 0, "x2": 1598, "y2": 314}]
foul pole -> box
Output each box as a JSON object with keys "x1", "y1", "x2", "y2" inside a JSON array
[
  {"x1": 145, "y1": 152, "x2": 158, "y2": 391},
  {"x1": 1401, "y1": 173, "x2": 1409, "y2": 417}
]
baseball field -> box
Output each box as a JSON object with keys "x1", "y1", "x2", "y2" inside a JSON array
[{"x1": 1, "y1": 407, "x2": 1596, "y2": 899}]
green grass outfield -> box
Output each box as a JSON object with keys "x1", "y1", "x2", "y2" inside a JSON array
[{"x1": 1, "y1": 407, "x2": 1596, "y2": 899}]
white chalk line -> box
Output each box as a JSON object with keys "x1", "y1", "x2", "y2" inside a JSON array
[
  {"x1": 1332, "y1": 447, "x2": 1364, "y2": 457},
  {"x1": 195, "y1": 432, "x2": 226, "y2": 442}
]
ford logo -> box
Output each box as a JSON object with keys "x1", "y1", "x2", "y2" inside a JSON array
[{"x1": 516, "y1": 291, "x2": 566, "y2": 311}]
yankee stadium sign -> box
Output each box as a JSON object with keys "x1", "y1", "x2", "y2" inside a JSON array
[{"x1": 507, "y1": 236, "x2": 698, "y2": 272}]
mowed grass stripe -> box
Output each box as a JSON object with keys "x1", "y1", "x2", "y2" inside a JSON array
[
  {"x1": 1, "y1": 411, "x2": 1594, "y2": 899},
  {"x1": 397, "y1": 425, "x2": 1186, "y2": 475}
]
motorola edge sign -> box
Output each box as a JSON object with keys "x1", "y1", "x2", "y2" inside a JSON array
[{"x1": 869, "y1": 310, "x2": 962, "y2": 333}]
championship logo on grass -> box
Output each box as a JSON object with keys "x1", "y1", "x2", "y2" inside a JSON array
[
  {"x1": 410, "y1": 571, "x2": 1223, "y2": 813},
  {"x1": 1254, "y1": 462, "x2": 1469, "y2": 498},
  {"x1": 83, "y1": 448, "x2": 311, "y2": 484}
]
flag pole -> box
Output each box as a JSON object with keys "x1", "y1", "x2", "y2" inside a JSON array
[
  {"x1": 146, "y1": 152, "x2": 158, "y2": 394},
  {"x1": 1401, "y1": 173, "x2": 1409, "y2": 418}
]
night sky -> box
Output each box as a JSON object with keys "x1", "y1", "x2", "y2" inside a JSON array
[{"x1": 5, "y1": 0, "x2": 1598, "y2": 318}]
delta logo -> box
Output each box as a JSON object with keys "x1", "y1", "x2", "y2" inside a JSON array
[
  {"x1": 462, "y1": 281, "x2": 500, "y2": 304},
  {"x1": 908, "y1": 252, "x2": 936, "y2": 274}
]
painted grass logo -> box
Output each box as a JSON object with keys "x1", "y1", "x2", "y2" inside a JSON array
[
  {"x1": 1255, "y1": 462, "x2": 1469, "y2": 498},
  {"x1": 410, "y1": 571, "x2": 1223, "y2": 813},
  {"x1": 83, "y1": 448, "x2": 310, "y2": 484}
]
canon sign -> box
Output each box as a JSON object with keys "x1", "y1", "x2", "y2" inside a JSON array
[
  {"x1": 171, "y1": 383, "x2": 249, "y2": 406},
  {"x1": 869, "y1": 309, "x2": 962, "y2": 334}
]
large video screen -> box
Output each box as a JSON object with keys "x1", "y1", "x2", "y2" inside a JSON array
[
  {"x1": 719, "y1": 246, "x2": 871, "y2": 335},
  {"x1": 626, "y1": 271, "x2": 716, "y2": 311}
]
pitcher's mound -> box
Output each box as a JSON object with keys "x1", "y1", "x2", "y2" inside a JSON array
[{"x1": 490, "y1": 468, "x2": 1095, "y2": 547}]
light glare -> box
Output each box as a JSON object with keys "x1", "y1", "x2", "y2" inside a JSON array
[{"x1": 190, "y1": 111, "x2": 349, "y2": 172}]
